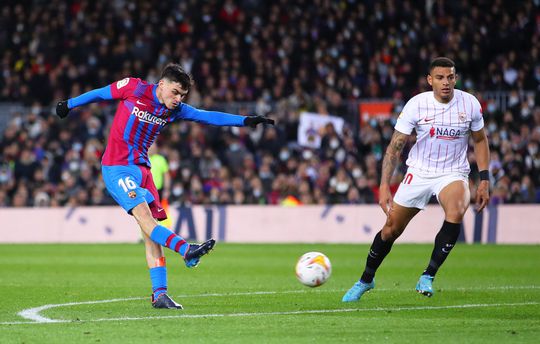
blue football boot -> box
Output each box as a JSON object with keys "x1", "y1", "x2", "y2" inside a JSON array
[
  {"x1": 416, "y1": 274, "x2": 434, "y2": 297},
  {"x1": 342, "y1": 279, "x2": 375, "y2": 302},
  {"x1": 183, "y1": 239, "x2": 216, "y2": 268}
]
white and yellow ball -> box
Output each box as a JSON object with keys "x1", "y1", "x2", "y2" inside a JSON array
[{"x1": 295, "y1": 252, "x2": 332, "y2": 287}]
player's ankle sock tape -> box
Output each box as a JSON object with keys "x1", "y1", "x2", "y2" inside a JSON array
[{"x1": 150, "y1": 225, "x2": 189, "y2": 255}]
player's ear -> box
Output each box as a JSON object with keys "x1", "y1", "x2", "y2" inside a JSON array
[{"x1": 427, "y1": 74, "x2": 433, "y2": 86}]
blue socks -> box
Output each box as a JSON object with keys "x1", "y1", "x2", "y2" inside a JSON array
[
  {"x1": 149, "y1": 266, "x2": 167, "y2": 299},
  {"x1": 148, "y1": 226, "x2": 191, "y2": 300},
  {"x1": 150, "y1": 225, "x2": 190, "y2": 257}
]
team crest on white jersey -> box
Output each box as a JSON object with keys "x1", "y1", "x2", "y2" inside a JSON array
[
  {"x1": 458, "y1": 112, "x2": 467, "y2": 122},
  {"x1": 117, "y1": 78, "x2": 129, "y2": 89}
]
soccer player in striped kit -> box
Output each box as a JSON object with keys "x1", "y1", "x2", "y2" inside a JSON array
[
  {"x1": 55, "y1": 63, "x2": 274, "y2": 309},
  {"x1": 343, "y1": 57, "x2": 490, "y2": 302}
]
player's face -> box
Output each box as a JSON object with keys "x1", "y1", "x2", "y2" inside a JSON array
[
  {"x1": 159, "y1": 79, "x2": 188, "y2": 110},
  {"x1": 427, "y1": 67, "x2": 457, "y2": 103}
]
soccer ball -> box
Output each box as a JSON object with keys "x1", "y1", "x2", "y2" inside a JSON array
[{"x1": 295, "y1": 252, "x2": 332, "y2": 287}]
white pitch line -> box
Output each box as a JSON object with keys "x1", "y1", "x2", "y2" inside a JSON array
[
  {"x1": 71, "y1": 301, "x2": 540, "y2": 322},
  {"x1": 17, "y1": 297, "x2": 146, "y2": 323},
  {"x1": 3, "y1": 301, "x2": 540, "y2": 326},
  {"x1": 5, "y1": 285, "x2": 540, "y2": 325},
  {"x1": 14, "y1": 291, "x2": 320, "y2": 324}
]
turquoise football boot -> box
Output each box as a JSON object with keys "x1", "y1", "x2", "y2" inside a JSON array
[
  {"x1": 416, "y1": 274, "x2": 434, "y2": 297},
  {"x1": 342, "y1": 280, "x2": 375, "y2": 302}
]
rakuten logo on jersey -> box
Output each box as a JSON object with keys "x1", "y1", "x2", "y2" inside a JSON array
[
  {"x1": 430, "y1": 127, "x2": 467, "y2": 140},
  {"x1": 131, "y1": 106, "x2": 168, "y2": 126}
]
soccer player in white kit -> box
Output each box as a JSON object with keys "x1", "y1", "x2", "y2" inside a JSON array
[{"x1": 343, "y1": 57, "x2": 490, "y2": 301}]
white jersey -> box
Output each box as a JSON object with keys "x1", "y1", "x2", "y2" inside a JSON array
[{"x1": 394, "y1": 89, "x2": 484, "y2": 174}]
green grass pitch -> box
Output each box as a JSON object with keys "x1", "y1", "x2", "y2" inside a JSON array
[{"x1": 1, "y1": 243, "x2": 539, "y2": 343}]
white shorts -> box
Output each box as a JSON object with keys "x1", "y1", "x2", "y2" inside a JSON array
[{"x1": 393, "y1": 168, "x2": 469, "y2": 209}]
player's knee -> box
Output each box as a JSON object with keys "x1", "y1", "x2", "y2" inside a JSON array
[
  {"x1": 132, "y1": 202, "x2": 152, "y2": 217},
  {"x1": 132, "y1": 203, "x2": 157, "y2": 233},
  {"x1": 445, "y1": 208, "x2": 465, "y2": 223},
  {"x1": 381, "y1": 225, "x2": 404, "y2": 241}
]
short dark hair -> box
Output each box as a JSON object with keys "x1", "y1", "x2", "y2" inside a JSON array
[
  {"x1": 160, "y1": 63, "x2": 193, "y2": 91},
  {"x1": 429, "y1": 57, "x2": 455, "y2": 73}
]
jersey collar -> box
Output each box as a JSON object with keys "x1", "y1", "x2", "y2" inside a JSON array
[
  {"x1": 431, "y1": 90, "x2": 457, "y2": 106},
  {"x1": 152, "y1": 84, "x2": 161, "y2": 105}
]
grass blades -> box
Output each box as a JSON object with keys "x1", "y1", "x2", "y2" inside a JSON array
[{"x1": 0, "y1": 243, "x2": 539, "y2": 343}]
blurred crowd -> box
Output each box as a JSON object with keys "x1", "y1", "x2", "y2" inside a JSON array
[{"x1": 1, "y1": 0, "x2": 540, "y2": 207}]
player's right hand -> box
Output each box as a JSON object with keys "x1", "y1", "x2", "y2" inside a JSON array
[
  {"x1": 475, "y1": 180, "x2": 490, "y2": 212},
  {"x1": 243, "y1": 115, "x2": 275, "y2": 128},
  {"x1": 55, "y1": 100, "x2": 70, "y2": 119},
  {"x1": 378, "y1": 184, "x2": 393, "y2": 215}
]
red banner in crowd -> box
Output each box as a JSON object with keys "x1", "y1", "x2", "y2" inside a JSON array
[{"x1": 358, "y1": 101, "x2": 394, "y2": 127}]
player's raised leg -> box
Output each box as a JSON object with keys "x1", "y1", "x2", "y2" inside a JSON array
[
  {"x1": 343, "y1": 202, "x2": 419, "y2": 302},
  {"x1": 141, "y1": 232, "x2": 183, "y2": 309},
  {"x1": 416, "y1": 180, "x2": 469, "y2": 297},
  {"x1": 102, "y1": 165, "x2": 215, "y2": 268},
  {"x1": 132, "y1": 202, "x2": 215, "y2": 267}
]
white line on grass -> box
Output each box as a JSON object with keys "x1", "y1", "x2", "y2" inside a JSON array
[
  {"x1": 3, "y1": 285, "x2": 539, "y2": 325},
  {"x1": 4, "y1": 301, "x2": 539, "y2": 326},
  {"x1": 17, "y1": 297, "x2": 146, "y2": 323}
]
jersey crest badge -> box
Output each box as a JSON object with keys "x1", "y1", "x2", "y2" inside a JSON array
[
  {"x1": 128, "y1": 191, "x2": 137, "y2": 199},
  {"x1": 458, "y1": 112, "x2": 467, "y2": 122},
  {"x1": 117, "y1": 78, "x2": 129, "y2": 89}
]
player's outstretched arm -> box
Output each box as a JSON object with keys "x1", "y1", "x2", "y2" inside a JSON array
[
  {"x1": 471, "y1": 128, "x2": 490, "y2": 212},
  {"x1": 55, "y1": 85, "x2": 113, "y2": 119},
  {"x1": 379, "y1": 130, "x2": 409, "y2": 215},
  {"x1": 180, "y1": 103, "x2": 274, "y2": 127}
]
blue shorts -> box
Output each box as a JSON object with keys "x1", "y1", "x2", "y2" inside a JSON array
[{"x1": 102, "y1": 165, "x2": 167, "y2": 220}]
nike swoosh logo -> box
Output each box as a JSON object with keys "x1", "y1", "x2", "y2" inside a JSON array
[
  {"x1": 136, "y1": 100, "x2": 146, "y2": 106},
  {"x1": 368, "y1": 250, "x2": 378, "y2": 258},
  {"x1": 442, "y1": 244, "x2": 453, "y2": 253},
  {"x1": 157, "y1": 208, "x2": 164, "y2": 212},
  {"x1": 423, "y1": 118, "x2": 434, "y2": 122}
]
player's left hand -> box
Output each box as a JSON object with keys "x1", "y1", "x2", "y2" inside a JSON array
[
  {"x1": 243, "y1": 116, "x2": 275, "y2": 128},
  {"x1": 475, "y1": 180, "x2": 490, "y2": 212}
]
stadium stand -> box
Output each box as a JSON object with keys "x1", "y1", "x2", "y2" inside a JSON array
[{"x1": 0, "y1": 0, "x2": 539, "y2": 207}]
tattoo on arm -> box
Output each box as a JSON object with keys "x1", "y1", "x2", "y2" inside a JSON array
[{"x1": 381, "y1": 131, "x2": 408, "y2": 185}]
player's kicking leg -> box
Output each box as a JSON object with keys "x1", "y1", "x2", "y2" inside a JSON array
[
  {"x1": 102, "y1": 165, "x2": 216, "y2": 267},
  {"x1": 132, "y1": 202, "x2": 216, "y2": 267}
]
